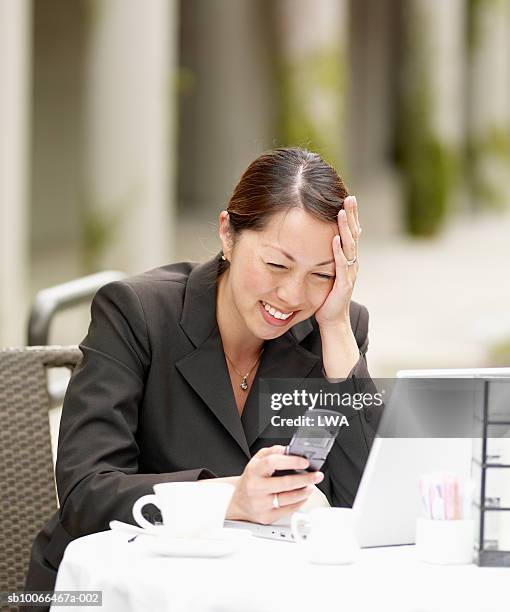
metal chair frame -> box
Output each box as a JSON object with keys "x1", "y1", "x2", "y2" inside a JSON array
[{"x1": 27, "y1": 270, "x2": 124, "y2": 407}]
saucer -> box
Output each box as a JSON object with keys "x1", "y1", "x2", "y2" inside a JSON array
[{"x1": 132, "y1": 527, "x2": 251, "y2": 558}]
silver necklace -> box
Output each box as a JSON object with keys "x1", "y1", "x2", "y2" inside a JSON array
[{"x1": 224, "y1": 349, "x2": 264, "y2": 391}]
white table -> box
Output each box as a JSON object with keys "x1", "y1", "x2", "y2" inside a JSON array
[{"x1": 52, "y1": 530, "x2": 507, "y2": 612}]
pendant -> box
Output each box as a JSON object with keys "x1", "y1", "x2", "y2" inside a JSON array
[{"x1": 240, "y1": 376, "x2": 248, "y2": 391}]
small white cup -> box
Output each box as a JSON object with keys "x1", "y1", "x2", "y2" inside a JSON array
[
  {"x1": 416, "y1": 518, "x2": 474, "y2": 565},
  {"x1": 291, "y1": 507, "x2": 360, "y2": 565},
  {"x1": 132, "y1": 481, "x2": 234, "y2": 538}
]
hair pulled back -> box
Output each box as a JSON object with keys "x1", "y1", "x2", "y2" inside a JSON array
[{"x1": 219, "y1": 147, "x2": 349, "y2": 275}]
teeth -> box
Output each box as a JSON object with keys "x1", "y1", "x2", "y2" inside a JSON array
[{"x1": 261, "y1": 301, "x2": 294, "y2": 320}]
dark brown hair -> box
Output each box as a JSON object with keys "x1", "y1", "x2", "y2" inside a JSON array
[{"x1": 219, "y1": 147, "x2": 349, "y2": 276}]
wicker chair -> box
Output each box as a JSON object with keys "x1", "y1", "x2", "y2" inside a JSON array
[{"x1": 0, "y1": 346, "x2": 81, "y2": 595}]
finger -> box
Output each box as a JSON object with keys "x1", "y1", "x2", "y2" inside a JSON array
[
  {"x1": 258, "y1": 454, "x2": 310, "y2": 476},
  {"x1": 332, "y1": 234, "x2": 347, "y2": 271},
  {"x1": 337, "y1": 210, "x2": 356, "y2": 261},
  {"x1": 254, "y1": 445, "x2": 286, "y2": 459},
  {"x1": 344, "y1": 196, "x2": 359, "y2": 241},
  {"x1": 351, "y1": 195, "x2": 361, "y2": 236},
  {"x1": 265, "y1": 470, "x2": 324, "y2": 494},
  {"x1": 270, "y1": 485, "x2": 314, "y2": 508}
]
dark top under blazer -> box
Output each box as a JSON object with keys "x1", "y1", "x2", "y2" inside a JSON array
[{"x1": 25, "y1": 251, "x2": 380, "y2": 594}]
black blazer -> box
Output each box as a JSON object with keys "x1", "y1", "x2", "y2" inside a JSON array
[{"x1": 26, "y1": 251, "x2": 380, "y2": 595}]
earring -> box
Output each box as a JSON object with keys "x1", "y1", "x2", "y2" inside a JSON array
[{"x1": 221, "y1": 253, "x2": 226, "y2": 261}]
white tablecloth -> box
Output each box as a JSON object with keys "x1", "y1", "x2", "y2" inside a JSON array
[{"x1": 52, "y1": 530, "x2": 507, "y2": 612}]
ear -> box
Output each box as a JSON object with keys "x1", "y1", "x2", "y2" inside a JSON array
[{"x1": 218, "y1": 211, "x2": 234, "y2": 260}]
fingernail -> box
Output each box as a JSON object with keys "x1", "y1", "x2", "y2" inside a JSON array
[
  {"x1": 352, "y1": 195, "x2": 357, "y2": 206},
  {"x1": 314, "y1": 472, "x2": 324, "y2": 482}
]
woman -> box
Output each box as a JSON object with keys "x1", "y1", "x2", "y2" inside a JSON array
[{"x1": 26, "y1": 147, "x2": 380, "y2": 594}]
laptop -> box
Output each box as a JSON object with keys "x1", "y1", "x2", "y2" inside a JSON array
[{"x1": 225, "y1": 367, "x2": 510, "y2": 546}]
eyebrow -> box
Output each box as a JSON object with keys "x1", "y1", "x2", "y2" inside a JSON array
[{"x1": 263, "y1": 244, "x2": 334, "y2": 266}]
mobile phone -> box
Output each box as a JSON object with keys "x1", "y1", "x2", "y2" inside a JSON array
[{"x1": 271, "y1": 408, "x2": 344, "y2": 477}]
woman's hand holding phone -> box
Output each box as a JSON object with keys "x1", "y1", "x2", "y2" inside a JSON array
[{"x1": 225, "y1": 445, "x2": 324, "y2": 524}]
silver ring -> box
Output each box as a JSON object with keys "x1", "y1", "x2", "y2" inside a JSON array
[
  {"x1": 272, "y1": 494, "x2": 280, "y2": 509},
  {"x1": 346, "y1": 255, "x2": 357, "y2": 266}
]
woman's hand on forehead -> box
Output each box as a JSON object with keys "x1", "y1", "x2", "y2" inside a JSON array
[{"x1": 314, "y1": 195, "x2": 361, "y2": 328}]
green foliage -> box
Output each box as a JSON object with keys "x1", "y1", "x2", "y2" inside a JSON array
[
  {"x1": 82, "y1": 214, "x2": 108, "y2": 268},
  {"x1": 79, "y1": 185, "x2": 139, "y2": 273},
  {"x1": 403, "y1": 138, "x2": 458, "y2": 236},
  {"x1": 488, "y1": 337, "x2": 510, "y2": 366},
  {"x1": 175, "y1": 66, "x2": 196, "y2": 98},
  {"x1": 83, "y1": 0, "x2": 106, "y2": 41},
  {"x1": 467, "y1": 126, "x2": 510, "y2": 209},
  {"x1": 276, "y1": 46, "x2": 346, "y2": 171},
  {"x1": 81, "y1": 208, "x2": 119, "y2": 273},
  {"x1": 396, "y1": 2, "x2": 458, "y2": 236},
  {"x1": 467, "y1": 0, "x2": 509, "y2": 54},
  {"x1": 483, "y1": 126, "x2": 510, "y2": 158}
]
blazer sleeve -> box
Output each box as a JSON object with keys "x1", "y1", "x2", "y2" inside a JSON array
[
  {"x1": 351, "y1": 303, "x2": 382, "y2": 430},
  {"x1": 317, "y1": 303, "x2": 383, "y2": 508},
  {"x1": 55, "y1": 280, "x2": 217, "y2": 539}
]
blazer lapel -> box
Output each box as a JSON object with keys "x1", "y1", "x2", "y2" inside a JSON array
[
  {"x1": 175, "y1": 326, "x2": 251, "y2": 459},
  {"x1": 176, "y1": 253, "x2": 251, "y2": 459}
]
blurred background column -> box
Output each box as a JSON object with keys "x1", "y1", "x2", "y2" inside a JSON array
[
  {"x1": 398, "y1": 0, "x2": 466, "y2": 236},
  {"x1": 0, "y1": 0, "x2": 31, "y2": 345},
  {"x1": 178, "y1": 0, "x2": 275, "y2": 218},
  {"x1": 82, "y1": 0, "x2": 176, "y2": 273},
  {"x1": 274, "y1": 0, "x2": 348, "y2": 171},
  {"x1": 467, "y1": 0, "x2": 510, "y2": 210},
  {"x1": 348, "y1": 0, "x2": 403, "y2": 237}
]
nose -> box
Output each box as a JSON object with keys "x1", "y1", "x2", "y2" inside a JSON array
[{"x1": 275, "y1": 277, "x2": 306, "y2": 311}]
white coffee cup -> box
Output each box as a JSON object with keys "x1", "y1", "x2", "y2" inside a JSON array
[
  {"x1": 291, "y1": 507, "x2": 360, "y2": 564},
  {"x1": 132, "y1": 481, "x2": 234, "y2": 538}
]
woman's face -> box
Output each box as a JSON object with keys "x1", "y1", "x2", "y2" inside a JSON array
[{"x1": 222, "y1": 208, "x2": 337, "y2": 341}]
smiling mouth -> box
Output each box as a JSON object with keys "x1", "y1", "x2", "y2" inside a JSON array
[{"x1": 260, "y1": 301, "x2": 297, "y2": 321}]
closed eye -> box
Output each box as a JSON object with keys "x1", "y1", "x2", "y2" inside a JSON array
[{"x1": 266, "y1": 261, "x2": 333, "y2": 279}]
